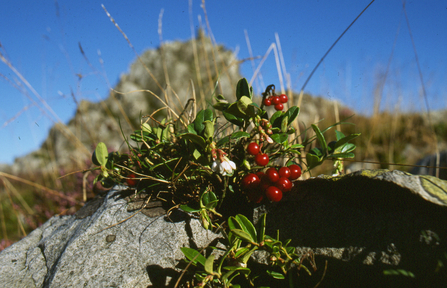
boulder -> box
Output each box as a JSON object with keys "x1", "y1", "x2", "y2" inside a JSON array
[
  {"x1": 0, "y1": 186, "x2": 220, "y2": 287},
  {"x1": 259, "y1": 169, "x2": 447, "y2": 287},
  {"x1": 2, "y1": 170, "x2": 447, "y2": 287}
]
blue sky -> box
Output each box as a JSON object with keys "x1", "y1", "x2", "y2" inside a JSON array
[{"x1": 0, "y1": 0, "x2": 446, "y2": 165}]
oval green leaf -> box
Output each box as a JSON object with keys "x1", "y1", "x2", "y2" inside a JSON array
[
  {"x1": 94, "y1": 142, "x2": 108, "y2": 166},
  {"x1": 181, "y1": 247, "x2": 206, "y2": 267},
  {"x1": 235, "y1": 214, "x2": 257, "y2": 243},
  {"x1": 204, "y1": 254, "x2": 215, "y2": 275},
  {"x1": 181, "y1": 133, "x2": 206, "y2": 149}
]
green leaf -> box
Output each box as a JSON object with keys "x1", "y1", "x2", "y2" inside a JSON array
[
  {"x1": 204, "y1": 254, "x2": 215, "y2": 275},
  {"x1": 383, "y1": 269, "x2": 415, "y2": 278},
  {"x1": 284, "y1": 106, "x2": 300, "y2": 124},
  {"x1": 181, "y1": 133, "x2": 206, "y2": 149},
  {"x1": 223, "y1": 266, "x2": 251, "y2": 272},
  {"x1": 203, "y1": 120, "x2": 215, "y2": 140},
  {"x1": 335, "y1": 130, "x2": 345, "y2": 141},
  {"x1": 162, "y1": 126, "x2": 170, "y2": 141},
  {"x1": 202, "y1": 192, "x2": 219, "y2": 210},
  {"x1": 236, "y1": 78, "x2": 252, "y2": 100},
  {"x1": 281, "y1": 116, "x2": 288, "y2": 133},
  {"x1": 180, "y1": 205, "x2": 201, "y2": 213},
  {"x1": 216, "y1": 135, "x2": 230, "y2": 147},
  {"x1": 236, "y1": 96, "x2": 254, "y2": 118},
  {"x1": 228, "y1": 216, "x2": 243, "y2": 231},
  {"x1": 306, "y1": 152, "x2": 322, "y2": 170},
  {"x1": 234, "y1": 247, "x2": 250, "y2": 258},
  {"x1": 231, "y1": 131, "x2": 251, "y2": 140},
  {"x1": 205, "y1": 200, "x2": 218, "y2": 210},
  {"x1": 94, "y1": 142, "x2": 108, "y2": 166},
  {"x1": 310, "y1": 147, "x2": 323, "y2": 157},
  {"x1": 290, "y1": 143, "x2": 305, "y2": 149},
  {"x1": 194, "y1": 109, "x2": 211, "y2": 135},
  {"x1": 239, "y1": 246, "x2": 258, "y2": 264},
  {"x1": 213, "y1": 102, "x2": 228, "y2": 111},
  {"x1": 222, "y1": 268, "x2": 250, "y2": 285},
  {"x1": 331, "y1": 152, "x2": 355, "y2": 159},
  {"x1": 340, "y1": 143, "x2": 356, "y2": 153},
  {"x1": 235, "y1": 214, "x2": 257, "y2": 243},
  {"x1": 285, "y1": 245, "x2": 295, "y2": 254},
  {"x1": 223, "y1": 108, "x2": 245, "y2": 126},
  {"x1": 216, "y1": 94, "x2": 226, "y2": 101},
  {"x1": 335, "y1": 133, "x2": 361, "y2": 149},
  {"x1": 187, "y1": 123, "x2": 197, "y2": 134},
  {"x1": 271, "y1": 133, "x2": 289, "y2": 144},
  {"x1": 267, "y1": 270, "x2": 285, "y2": 279},
  {"x1": 287, "y1": 127, "x2": 296, "y2": 134},
  {"x1": 204, "y1": 108, "x2": 213, "y2": 122},
  {"x1": 141, "y1": 123, "x2": 152, "y2": 133},
  {"x1": 311, "y1": 124, "x2": 328, "y2": 156},
  {"x1": 153, "y1": 127, "x2": 162, "y2": 140},
  {"x1": 231, "y1": 229, "x2": 256, "y2": 244},
  {"x1": 93, "y1": 174, "x2": 102, "y2": 186},
  {"x1": 193, "y1": 149, "x2": 201, "y2": 160},
  {"x1": 181, "y1": 247, "x2": 207, "y2": 267},
  {"x1": 202, "y1": 191, "x2": 218, "y2": 207},
  {"x1": 270, "y1": 111, "x2": 284, "y2": 128},
  {"x1": 193, "y1": 110, "x2": 205, "y2": 134}
]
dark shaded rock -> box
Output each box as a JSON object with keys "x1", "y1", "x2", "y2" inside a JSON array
[{"x1": 258, "y1": 169, "x2": 447, "y2": 287}]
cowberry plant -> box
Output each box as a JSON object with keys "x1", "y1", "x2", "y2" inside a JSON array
[
  {"x1": 89, "y1": 78, "x2": 359, "y2": 286},
  {"x1": 180, "y1": 214, "x2": 316, "y2": 287}
]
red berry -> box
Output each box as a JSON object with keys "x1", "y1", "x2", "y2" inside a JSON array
[
  {"x1": 274, "y1": 103, "x2": 284, "y2": 111},
  {"x1": 278, "y1": 167, "x2": 291, "y2": 178},
  {"x1": 256, "y1": 172, "x2": 270, "y2": 190},
  {"x1": 255, "y1": 153, "x2": 269, "y2": 166},
  {"x1": 279, "y1": 94, "x2": 288, "y2": 103},
  {"x1": 265, "y1": 186, "x2": 282, "y2": 202},
  {"x1": 126, "y1": 173, "x2": 137, "y2": 186},
  {"x1": 272, "y1": 96, "x2": 281, "y2": 105},
  {"x1": 247, "y1": 142, "x2": 260, "y2": 155},
  {"x1": 276, "y1": 177, "x2": 292, "y2": 192},
  {"x1": 256, "y1": 171, "x2": 266, "y2": 179},
  {"x1": 263, "y1": 98, "x2": 272, "y2": 106},
  {"x1": 288, "y1": 164, "x2": 302, "y2": 180},
  {"x1": 242, "y1": 173, "x2": 260, "y2": 189},
  {"x1": 266, "y1": 167, "x2": 280, "y2": 183},
  {"x1": 247, "y1": 189, "x2": 263, "y2": 203}
]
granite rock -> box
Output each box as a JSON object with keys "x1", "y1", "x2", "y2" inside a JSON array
[{"x1": 0, "y1": 186, "x2": 220, "y2": 287}]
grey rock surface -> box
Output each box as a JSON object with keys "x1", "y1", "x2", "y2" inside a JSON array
[{"x1": 0, "y1": 186, "x2": 220, "y2": 287}]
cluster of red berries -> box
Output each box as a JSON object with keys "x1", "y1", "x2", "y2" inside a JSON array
[
  {"x1": 247, "y1": 142, "x2": 270, "y2": 166},
  {"x1": 263, "y1": 94, "x2": 288, "y2": 111},
  {"x1": 242, "y1": 164, "x2": 302, "y2": 203}
]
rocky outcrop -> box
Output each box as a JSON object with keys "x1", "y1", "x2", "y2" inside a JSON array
[
  {"x1": 7, "y1": 33, "x2": 242, "y2": 175},
  {"x1": 1, "y1": 170, "x2": 447, "y2": 287},
  {"x1": 0, "y1": 186, "x2": 220, "y2": 287}
]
